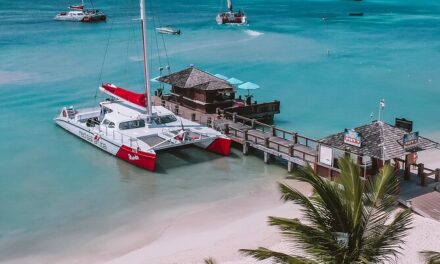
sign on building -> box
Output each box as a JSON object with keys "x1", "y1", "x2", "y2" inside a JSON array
[
  {"x1": 403, "y1": 132, "x2": 419, "y2": 150},
  {"x1": 319, "y1": 145, "x2": 334, "y2": 166},
  {"x1": 344, "y1": 129, "x2": 361, "y2": 147}
]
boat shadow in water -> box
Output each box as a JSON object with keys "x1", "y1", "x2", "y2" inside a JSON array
[{"x1": 115, "y1": 145, "x2": 240, "y2": 175}]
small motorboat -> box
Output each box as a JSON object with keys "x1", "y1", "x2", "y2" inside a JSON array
[
  {"x1": 216, "y1": 0, "x2": 247, "y2": 25},
  {"x1": 156, "y1": 26, "x2": 181, "y2": 35}
]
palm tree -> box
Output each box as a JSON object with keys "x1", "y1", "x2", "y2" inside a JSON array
[
  {"x1": 421, "y1": 251, "x2": 440, "y2": 264},
  {"x1": 203, "y1": 257, "x2": 216, "y2": 264},
  {"x1": 240, "y1": 157, "x2": 413, "y2": 263}
]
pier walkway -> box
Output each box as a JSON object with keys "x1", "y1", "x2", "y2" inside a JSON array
[{"x1": 153, "y1": 96, "x2": 333, "y2": 173}]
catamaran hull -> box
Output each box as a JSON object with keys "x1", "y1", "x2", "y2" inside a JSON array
[
  {"x1": 216, "y1": 14, "x2": 247, "y2": 25},
  {"x1": 54, "y1": 15, "x2": 85, "y2": 22},
  {"x1": 55, "y1": 118, "x2": 157, "y2": 171},
  {"x1": 196, "y1": 136, "x2": 232, "y2": 156}
]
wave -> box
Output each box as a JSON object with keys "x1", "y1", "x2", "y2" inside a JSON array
[
  {"x1": 0, "y1": 71, "x2": 36, "y2": 86},
  {"x1": 244, "y1": 29, "x2": 264, "y2": 37},
  {"x1": 129, "y1": 56, "x2": 143, "y2": 62}
]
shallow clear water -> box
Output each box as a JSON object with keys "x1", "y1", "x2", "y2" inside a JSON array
[{"x1": 1, "y1": 0, "x2": 440, "y2": 261}]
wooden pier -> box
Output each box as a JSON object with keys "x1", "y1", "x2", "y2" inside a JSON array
[{"x1": 153, "y1": 96, "x2": 336, "y2": 173}]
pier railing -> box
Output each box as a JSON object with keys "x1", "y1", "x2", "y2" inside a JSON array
[
  {"x1": 395, "y1": 158, "x2": 440, "y2": 186},
  {"x1": 218, "y1": 109, "x2": 321, "y2": 166}
]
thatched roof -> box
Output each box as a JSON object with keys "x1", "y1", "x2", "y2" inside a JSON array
[
  {"x1": 158, "y1": 67, "x2": 234, "y2": 91},
  {"x1": 319, "y1": 121, "x2": 438, "y2": 160}
]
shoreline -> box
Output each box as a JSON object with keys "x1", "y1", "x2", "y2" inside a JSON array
[{"x1": 106, "y1": 179, "x2": 312, "y2": 264}]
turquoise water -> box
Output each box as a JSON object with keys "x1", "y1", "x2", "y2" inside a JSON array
[{"x1": 1, "y1": 0, "x2": 440, "y2": 261}]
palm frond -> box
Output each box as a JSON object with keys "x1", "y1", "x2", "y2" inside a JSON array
[
  {"x1": 289, "y1": 164, "x2": 351, "y2": 233},
  {"x1": 203, "y1": 257, "x2": 216, "y2": 264},
  {"x1": 239, "y1": 247, "x2": 318, "y2": 264},
  {"x1": 420, "y1": 251, "x2": 440, "y2": 264},
  {"x1": 268, "y1": 216, "x2": 341, "y2": 258},
  {"x1": 243, "y1": 157, "x2": 413, "y2": 264},
  {"x1": 361, "y1": 209, "x2": 412, "y2": 262}
]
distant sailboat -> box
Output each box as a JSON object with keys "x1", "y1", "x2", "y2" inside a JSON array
[
  {"x1": 216, "y1": 0, "x2": 247, "y2": 25},
  {"x1": 54, "y1": 0, "x2": 106, "y2": 22}
]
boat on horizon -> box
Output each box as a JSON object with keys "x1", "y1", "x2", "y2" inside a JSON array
[
  {"x1": 156, "y1": 26, "x2": 181, "y2": 35},
  {"x1": 216, "y1": 0, "x2": 247, "y2": 25},
  {"x1": 54, "y1": 0, "x2": 106, "y2": 22},
  {"x1": 54, "y1": 0, "x2": 231, "y2": 171}
]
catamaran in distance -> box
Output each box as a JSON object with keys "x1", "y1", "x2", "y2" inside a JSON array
[
  {"x1": 216, "y1": 0, "x2": 247, "y2": 25},
  {"x1": 54, "y1": 0, "x2": 231, "y2": 171},
  {"x1": 54, "y1": 0, "x2": 106, "y2": 22}
]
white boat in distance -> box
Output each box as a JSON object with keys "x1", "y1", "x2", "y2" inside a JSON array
[
  {"x1": 55, "y1": 0, "x2": 231, "y2": 171},
  {"x1": 216, "y1": 0, "x2": 247, "y2": 25},
  {"x1": 156, "y1": 26, "x2": 181, "y2": 35},
  {"x1": 54, "y1": 0, "x2": 106, "y2": 22}
]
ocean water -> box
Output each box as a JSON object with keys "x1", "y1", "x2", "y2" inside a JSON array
[{"x1": 1, "y1": 0, "x2": 440, "y2": 262}]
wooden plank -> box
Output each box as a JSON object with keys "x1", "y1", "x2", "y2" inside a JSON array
[{"x1": 410, "y1": 191, "x2": 440, "y2": 220}]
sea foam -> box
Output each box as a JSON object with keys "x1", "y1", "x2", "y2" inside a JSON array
[{"x1": 244, "y1": 29, "x2": 264, "y2": 37}]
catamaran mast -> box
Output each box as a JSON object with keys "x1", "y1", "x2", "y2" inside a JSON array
[
  {"x1": 140, "y1": 0, "x2": 153, "y2": 116},
  {"x1": 227, "y1": 0, "x2": 233, "y2": 11}
]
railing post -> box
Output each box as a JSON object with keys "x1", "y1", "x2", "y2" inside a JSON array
[
  {"x1": 251, "y1": 119, "x2": 256, "y2": 129},
  {"x1": 264, "y1": 137, "x2": 270, "y2": 148},
  {"x1": 436, "y1": 169, "x2": 440, "y2": 182},
  {"x1": 232, "y1": 112, "x2": 237, "y2": 123},
  {"x1": 271, "y1": 125, "x2": 276, "y2": 136},
  {"x1": 404, "y1": 154, "x2": 411, "y2": 181},
  {"x1": 243, "y1": 129, "x2": 249, "y2": 141},
  {"x1": 224, "y1": 123, "x2": 229, "y2": 135},
  {"x1": 418, "y1": 163, "x2": 426, "y2": 186},
  {"x1": 294, "y1": 133, "x2": 298, "y2": 144},
  {"x1": 288, "y1": 144, "x2": 294, "y2": 156}
]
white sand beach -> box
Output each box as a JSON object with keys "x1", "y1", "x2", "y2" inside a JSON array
[{"x1": 106, "y1": 152, "x2": 440, "y2": 264}]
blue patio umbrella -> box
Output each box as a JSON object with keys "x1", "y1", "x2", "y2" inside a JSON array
[
  {"x1": 214, "y1": 73, "x2": 228, "y2": 80},
  {"x1": 227, "y1": 77, "x2": 243, "y2": 85},
  {"x1": 150, "y1": 76, "x2": 161, "y2": 83},
  {"x1": 238, "y1": 82, "x2": 260, "y2": 96}
]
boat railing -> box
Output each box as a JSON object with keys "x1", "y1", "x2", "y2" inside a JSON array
[
  {"x1": 101, "y1": 125, "x2": 140, "y2": 149},
  {"x1": 80, "y1": 117, "x2": 140, "y2": 148}
]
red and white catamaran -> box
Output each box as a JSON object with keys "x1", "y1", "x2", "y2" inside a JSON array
[
  {"x1": 55, "y1": 0, "x2": 231, "y2": 171},
  {"x1": 54, "y1": 0, "x2": 106, "y2": 22},
  {"x1": 216, "y1": 0, "x2": 247, "y2": 25}
]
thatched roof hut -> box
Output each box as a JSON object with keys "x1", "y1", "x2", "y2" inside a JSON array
[
  {"x1": 319, "y1": 121, "x2": 438, "y2": 161},
  {"x1": 158, "y1": 67, "x2": 234, "y2": 91},
  {"x1": 158, "y1": 67, "x2": 235, "y2": 113}
]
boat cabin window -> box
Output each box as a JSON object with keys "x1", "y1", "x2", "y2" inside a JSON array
[
  {"x1": 102, "y1": 119, "x2": 115, "y2": 128},
  {"x1": 119, "y1": 119, "x2": 145, "y2": 130},
  {"x1": 152, "y1": 115, "x2": 177, "y2": 124}
]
